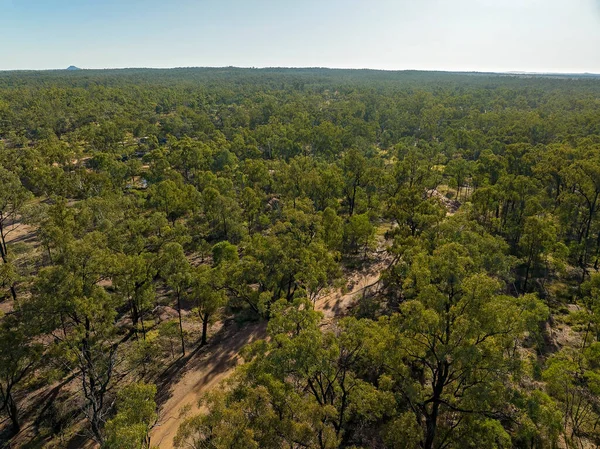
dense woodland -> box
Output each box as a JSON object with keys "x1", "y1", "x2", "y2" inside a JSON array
[{"x1": 1, "y1": 68, "x2": 600, "y2": 448}]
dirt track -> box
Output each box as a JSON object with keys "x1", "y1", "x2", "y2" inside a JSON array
[
  {"x1": 150, "y1": 320, "x2": 266, "y2": 449},
  {"x1": 150, "y1": 261, "x2": 385, "y2": 449}
]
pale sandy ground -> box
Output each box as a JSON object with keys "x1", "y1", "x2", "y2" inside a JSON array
[
  {"x1": 150, "y1": 320, "x2": 267, "y2": 449},
  {"x1": 150, "y1": 260, "x2": 386, "y2": 449}
]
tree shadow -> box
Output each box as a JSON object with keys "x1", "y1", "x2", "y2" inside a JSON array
[{"x1": 154, "y1": 318, "x2": 267, "y2": 409}]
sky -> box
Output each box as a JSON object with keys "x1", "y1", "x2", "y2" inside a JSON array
[{"x1": 1, "y1": 0, "x2": 600, "y2": 73}]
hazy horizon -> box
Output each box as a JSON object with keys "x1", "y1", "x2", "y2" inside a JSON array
[
  {"x1": 2, "y1": 0, "x2": 600, "y2": 73},
  {"x1": 2, "y1": 66, "x2": 600, "y2": 75}
]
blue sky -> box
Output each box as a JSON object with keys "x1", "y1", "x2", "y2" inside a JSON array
[{"x1": 1, "y1": 0, "x2": 600, "y2": 72}]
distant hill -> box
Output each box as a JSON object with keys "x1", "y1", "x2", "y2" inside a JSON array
[{"x1": 66, "y1": 66, "x2": 81, "y2": 71}]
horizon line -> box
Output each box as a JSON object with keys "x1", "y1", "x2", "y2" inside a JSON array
[{"x1": 1, "y1": 66, "x2": 599, "y2": 76}]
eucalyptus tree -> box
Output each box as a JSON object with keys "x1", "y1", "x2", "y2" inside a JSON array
[
  {"x1": 0, "y1": 314, "x2": 42, "y2": 435},
  {"x1": 0, "y1": 166, "x2": 32, "y2": 300},
  {"x1": 29, "y1": 232, "x2": 119, "y2": 444},
  {"x1": 159, "y1": 242, "x2": 191, "y2": 356}
]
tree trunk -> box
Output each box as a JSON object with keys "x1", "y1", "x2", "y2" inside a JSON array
[
  {"x1": 349, "y1": 182, "x2": 358, "y2": 216},
  {"x1": 0, "y1": 232, "x2": 7, "y2": 264},
  {"x1": 82, "y1": 319, "x2": 103, "y2": 445},
  {"x1": 46, "y1": 245, "x2": 53, "y2": 264},
  {"x1": 0, "y1": 220, "x2": 8, "y2": 263},
  {"x1": 201, "y1": 313, "x2": 209, "y2": 346},
  {"x1": 7, "y1": 393, "x2": 20, "y2": 435},
  {"x1": 424, "y1": 411, "x2": 438, "y2": 449},
  {"x1": 523, "y1": 250, "x2": 534, "y2": 293},
  {"x1": 130, "y1": 299, "x2": 139, "y2": 333},
  {"x1": 424, "y1": 362, "x2": 448, "y2": 449},
  {"x1": 222, "y1": 211, "x2": 228, "y2": 239},
  {"x1": 584, "y1": 193, "x2": 598, "y2": 243},
  {"x1": 177, "y1": 291, "x2": 185, "y2": 356},
  {"x1": 90, "y1": 418, "x2": 103, "y2": 445},
  {"x1": 140, "y1": 310, "x2": 146, "y2": 339}
]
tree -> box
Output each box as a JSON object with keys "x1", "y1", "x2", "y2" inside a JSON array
[
  {"x1": 0, "y1": 260, "x2": 19, "y2": 302},
  {"x1": 379, "y1": 242, "x2": 548, "y2": 449},
  {"x1": 175, "y1": 299, "x2": 393, "y2": 449},
  {"x1": 0, "y1": 315, "x2": 41, "y2": 435},
  {"x1": 579, "y1": 273, "x2": 600, "y2": 345},
  {"x1": 198, "y1": 186, "x2": 244, "y2": 242},
  {"x1": 543, "y1": 346, "x2": 600, "y2": 446},
  {"x1": 35, "y1": 196, "x2": 77, "y2": 264},
  {"x1": 159, "y1": 242, "x2": 191, "y2": 356},
  {"x1": 113, "y1": 253, "x2": 157, "y2": 337},
  {"x1": 168, "y1": 136, "x2": 212, "y2": 184},
  {"x1": 321, "y1": 207, "x2": 343, "y2": 251},
  {"x1": 306, "y1": 164, "x2": 343, "y2": 212},
  {"x1": 189, "y1": 265, "x2": 227, "y2": 346},
  {"x1": 472, "y1": 149, "x2": 506, "y2": 188},
  {"x1": 445, "y1": 156, "x2": 471, "y2": 201},
  {"x1": 229, "y1": 213, "x2": 341, "y2": 315},
  {"x1": 29, "y1": 231, "x2": 119, "y2": 444},
  {"x1": 239, "y1": 186, "x2": 263, "y2": 232},
  {"x1": 343, "y1": 213, "x2": 375, "y2": 256},
  {"x1": 512, "y1": 390, "x2": 562, "y2": 449},
  {"x1": 561, "y1": 150, "x2": 600, "y2": 280},
  {"x1": 0, "y1": 166, "x2": 32, "y2": 301},
  {"x1": 383, "y1": 146, "x2": 444, "y2": 237},
  {"x1": 311, "y1": 121, "x2": 344, "y2": 158},
  {"x1": 211, "y1": 240, "x2": 238, "y2": 266},
  {"x1": 104, "y1": 382, "x2": 158, "y2": 449},
  {"x1": 148, "y1": 179, "x2": 200, "y2": 225},
  {"x1": 518, "y1": 215, "x2": 562, "y2": 293},
  {"x1": 158, "y1": 321, "x2": 182, "y2": 360},
  {"x1": 0, "y1": 166, "x2": 32, "y2": 264},
  {"x1": 126, "y1": 330, "x2": 162, "y2": 379},
  {"x1": 340, "y1": 148, "x2": 367, "y2": 216}
]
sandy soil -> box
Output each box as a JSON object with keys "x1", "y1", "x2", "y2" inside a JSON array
[
  {"x1": 429, "y1": 188, "x2": 461, "y2": 215},
  {"x1": 150, "y1": 261, "x2": 386, "y2": 449},
  {"x1": 150, "y1": 321, "x2": 267, "y2": 449},
  {"x1": 316, "y1": 259, "x2": 386, "y2": 323},
  {"x1": 4, "y1": 221, "x2": 36, "y2": 246}
]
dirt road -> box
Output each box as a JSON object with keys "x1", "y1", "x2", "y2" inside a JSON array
[
  {"x1": 150, "y1": 261, "x2": 385, "y2": 449},
  {"x1": 150, "y1": 321, "x2": 266, "y2": 448}
]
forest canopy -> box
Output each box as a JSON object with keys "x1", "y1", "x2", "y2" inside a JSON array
[{"x1": 1, "y1": 68, "x2": 600, "y2": 449}]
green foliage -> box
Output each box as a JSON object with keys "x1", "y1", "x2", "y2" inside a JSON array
[
  {"x1": 3, "y1": 68, "x2": 600, "y2": 448},
  {"x1": 175, "y1": 299, "x2": 395, "y2": 449},
  {"x1": 126, "y1": 330, "x2": 162, "y2": 379},
  {"x1": 159, "y1": 242, "x2": 191, "y2": 355},
  {"x1": 211, "y1": 240, "x2": 238, "y2": 266},
  {"x1": 148, "y1": 179, "x2": 200, "y2": 225},
  {"x1": 0, "y1": 315, "x2": 42, "y2": 434},
  {"x1": 104, "y1": 382, "x2": 157, "y2": 449},
  {"x1": 378, "y1": 236, "x2": 549, "y2": 449},
  {"x1": 343, "y1": 213, "x2": 375, "y2": 256}
]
